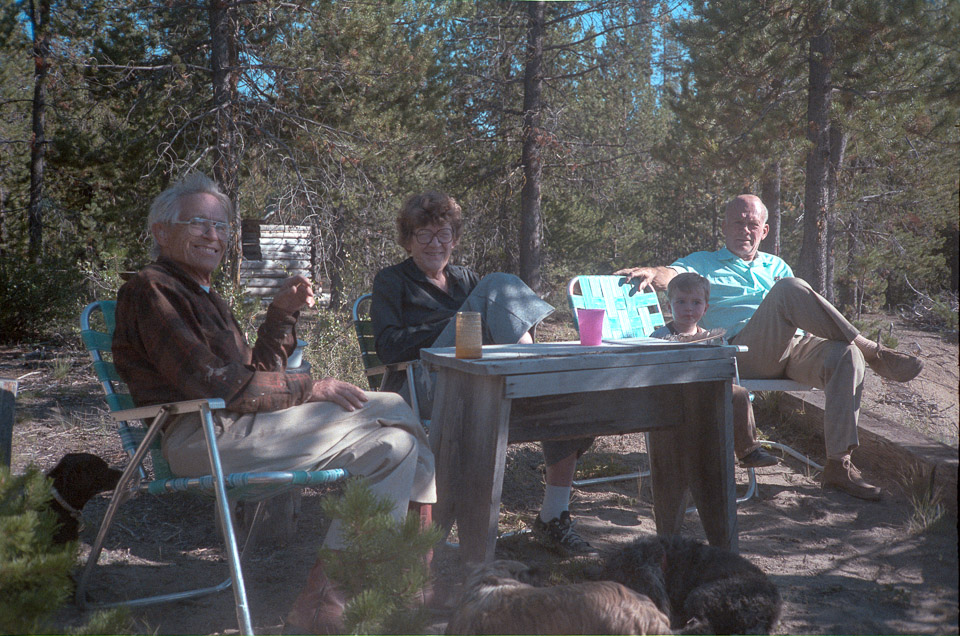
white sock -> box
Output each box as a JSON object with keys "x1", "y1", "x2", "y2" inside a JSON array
[{"x1": 539, "y1": 485, "x2": 571, "y2": 522}]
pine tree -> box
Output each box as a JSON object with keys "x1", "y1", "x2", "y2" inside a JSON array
[{"x1": 318, "y1": 479, "x2": 443, "y2": 635}]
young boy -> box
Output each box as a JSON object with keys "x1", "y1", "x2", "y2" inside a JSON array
[{"x1": 651, "y1": 273, "x2": 778, "y2": 468}]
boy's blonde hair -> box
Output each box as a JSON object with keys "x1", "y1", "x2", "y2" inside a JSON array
[{"x1": 667, "y1": 272, "x2": 710, "y2": 302}]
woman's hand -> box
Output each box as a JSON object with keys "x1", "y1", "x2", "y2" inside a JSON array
[{"x1": 309, "y1": 377, "x2": 368, "y2": 411}]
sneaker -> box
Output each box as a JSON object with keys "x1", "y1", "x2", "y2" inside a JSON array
[
  {"x1": 739, "y1": 447, "x2": 779, "y2": 468},
  {"x1": 531, "y1": 511, "x2": 599, "y2": 557},
  {"x1": 867, "y1": 345, "x2": 923, "y2": 383},
  {"x1": 821, "y1": 457, "x2": 881, "y2": 501}
]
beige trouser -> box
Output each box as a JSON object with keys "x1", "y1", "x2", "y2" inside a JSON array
[
  {"x1": 732, "y1": 384, "x2": 761, "y2": 459},
  {"x1": 731, "y1": 277, "x2": 864, "y2": 458},
  {"x1": 161, "y1": 392, "x2": 436, "y2": 549}
]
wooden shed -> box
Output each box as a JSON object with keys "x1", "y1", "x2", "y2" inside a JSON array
[{"x1": 240, "y1": 220, "x2": 315, "y2": 299}]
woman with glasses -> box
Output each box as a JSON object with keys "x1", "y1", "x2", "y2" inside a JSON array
[{"x1": 370, "y1": 190, "x2": 599, "y2": 558}]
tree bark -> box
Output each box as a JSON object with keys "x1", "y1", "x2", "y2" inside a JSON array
[
  {"x1": 760, "y1": 161, "x2": 781, "y2": 256},
  {"x1": 28, "y1": 0, "x2": 51, "y2": 261},
  {"x1": 519, "y1": 1, "x2": 544, "y2": 294},
  {"x1": 798, "y1": 6, "x2": 833, "y2": 294},
  {"x1": 208, "y1": 0, "x2": 242, "y2": 285},
  {"x1": 825, "y1": 119, "x2": 848, "y2": 303}
]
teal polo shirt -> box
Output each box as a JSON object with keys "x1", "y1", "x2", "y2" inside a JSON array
[{"x1": 670, "y1": 248, "x2": 794, "y2": 339}]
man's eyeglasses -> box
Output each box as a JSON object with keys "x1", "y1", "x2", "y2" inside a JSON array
[
  {"x1": 414, "y1": 228, "x2": 454, "y2": 245},
  {"x1": 170, "y1": 217, "x2": 231, "y2": 238}
]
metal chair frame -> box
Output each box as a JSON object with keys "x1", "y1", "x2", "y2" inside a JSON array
[
  {"x1": 565, "y1": 276, "x2": 821, "y2": 504},
  {"x1": 78, "y1": 300, "x2": 348, "y2": 635}
]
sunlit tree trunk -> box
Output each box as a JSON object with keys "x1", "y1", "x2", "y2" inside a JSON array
[
  {"x1": 825, "y1": 119, "x2": 847, "y2": 303},
  {"x1": 798, "y1": 5, "x2": 833, "y2": 294},
  {"x1": 519, "y1": 1, "x2": 544, "y2": 294},
  {"x1": 760, "y1": 161, "x2": 781, "y2": 256},
  {"x1": 28, "y1": 0, "x2": 51, "y2": 261},
  {"x1": 208, "y1": 0, "x2": 242, "y2": 284}
]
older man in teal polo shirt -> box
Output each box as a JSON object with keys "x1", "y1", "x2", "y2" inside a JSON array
[{"x1": 616, "y1": 194, "x2": 923, "y2": 501}]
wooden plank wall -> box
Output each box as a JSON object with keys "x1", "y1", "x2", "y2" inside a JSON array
[{"x1": 240, "y1": 221, "x2": 315, "y2": 298}]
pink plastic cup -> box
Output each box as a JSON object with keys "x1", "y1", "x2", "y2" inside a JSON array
[{"x1": 577, "y1": 308, "x2": 605, "y2": 346}]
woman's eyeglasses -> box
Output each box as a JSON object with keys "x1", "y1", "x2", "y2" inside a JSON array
[
  {"x1": 414, "y1": 228, "x2": 454, "y2": 245},
  {"x1": 170, "y1": 217, "x2": 231, "y2": 238}
]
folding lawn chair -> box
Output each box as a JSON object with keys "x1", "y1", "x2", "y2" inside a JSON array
[
  {"x1": 352, "y1": 293, "x2": 428, "y2": 429},
  {"x1": 566, "y1": 275, "x2": 821, "y2": 502},
  {"x1": 78, "y1": 300, "x2": 349, "y2": 635}
]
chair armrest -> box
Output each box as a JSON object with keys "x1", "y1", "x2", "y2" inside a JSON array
[
  {"x1": 363, "y1": 361, "x2": 412, "y2": 378},
  {"x1": 109, "y1": 398, "x2": 227, "y2": 422}
]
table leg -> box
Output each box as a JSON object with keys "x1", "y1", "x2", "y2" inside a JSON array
[
  {"x1": 648, "y1": 414, "x2": 688, "y2": 537},
  {"x1": 685, "y1": 380, "x2": 737, "y2": 551},
  {"x1": 432, "y1": 369, "x2": 511, "y2": 564},
  {"x1": 649, "y1": 380, "x2": 737, "y2": 552}
]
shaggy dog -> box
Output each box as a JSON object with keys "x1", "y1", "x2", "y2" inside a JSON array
[
  {"x1": 602, "y1": 535, "x2": 781, "y2": 635},
  {"x1": 46, "y1": 453, "x2": 122, "y2": 544},
  {"x1": 445, "y1": 559, "x2": 672, "y2": 635}
]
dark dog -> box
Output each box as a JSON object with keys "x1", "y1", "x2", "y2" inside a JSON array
[
  {"x1": 46, "y1": 453, "x2": 122, "y2": 544},
  {"x1": 602, "y1": 535, "x2": 781, "y2": 635},
  {"x1": 446, "y1": 559, "x2": 672, "y2": 635}
]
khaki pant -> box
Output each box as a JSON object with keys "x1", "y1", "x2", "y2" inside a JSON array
[
  {"x1": 732, "y1": 384, "x2": 761, "y2": 459},
  {"x1": 731, "y1": 277, "x2": 863, "y2": 458},
  {"x1": 162, "y1": 392, "x2": 436, "y2": 549}
]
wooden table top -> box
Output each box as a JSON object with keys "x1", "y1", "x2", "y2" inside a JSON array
[{"x1": 421, "y1": 340, "x2": 740, "y2": 377}]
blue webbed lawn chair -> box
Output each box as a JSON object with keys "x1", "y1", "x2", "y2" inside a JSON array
[
  {"x1": 78, "y1": 300, "x2": 348, "y2": 635},
  {"x1": 566, "y1": 275, "x2": 821, "y2": 503}
]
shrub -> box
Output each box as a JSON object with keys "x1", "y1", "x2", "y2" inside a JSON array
[
  {"x1": 0, "y1": 466, "x2": 78, "y2": 633},
  {"x1": 0, "y1": 466, "x2": 130, "y2": 635},
  {"x1": 319, "y1": 479, "x2": 443, "y2": 635},
  {"x1": 0, "y1": 255, "x2": 86, "y2": 343}
]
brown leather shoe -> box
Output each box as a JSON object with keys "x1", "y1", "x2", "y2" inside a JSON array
[
  {"x1": 822, "y1": 457, "x2": 881, "y2": 501},
  {"x1": 867, "y1": 345, "x2": 923, "y2": 382},
  {"x1": 283, "y1": 558, "x2": 345, "y2": 635}
]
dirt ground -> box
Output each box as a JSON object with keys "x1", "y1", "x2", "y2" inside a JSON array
[{"x1": 3, "y1": 311, "x2": 957, "y2": 635}]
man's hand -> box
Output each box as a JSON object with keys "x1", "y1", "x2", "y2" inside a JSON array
[
  {"x1": 309, "y1": 377, "x2": 368, "y2": 411},
  {"x1": 613, "y1": 266, "x2": 676, "y2": 293},
  {"x1": 272, "y1": 275, "x2": 317, "y2": 313}
]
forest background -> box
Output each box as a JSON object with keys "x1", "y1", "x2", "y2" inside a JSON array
[{"x1": 1, "y1": 0, "x2": 957, "y2": 346}]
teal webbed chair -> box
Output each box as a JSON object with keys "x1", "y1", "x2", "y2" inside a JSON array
[
  {"x1": 78, "y1": 300, "x2": 348, "y2": 635},
  {"x1": 566, "y1": 275, "x2": 821, "y2": 503}
]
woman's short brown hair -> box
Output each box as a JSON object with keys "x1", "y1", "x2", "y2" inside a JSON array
[{"x1": 396, "y1": 191, "x2": 463, "y2": 249}]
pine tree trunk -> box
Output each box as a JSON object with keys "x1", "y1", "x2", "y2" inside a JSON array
[
  {"x1": 760, "y1": 161, "x2": 781, "y2": 256},
  {"x1": 209, "y1": 0, "x2": 242, "y2": 285},
  {"x1": 798, "y1": 9, "x2": 833, "y2": 295},
  {"x1": 28, "y1": 0, "x2": 51, "y2": 261},
  {"x1": 519, "y1": 1, "x2": 544, "y2": 294},
  {"x1": 825, "y1": 120, "x2": 848, "y2": 304}
]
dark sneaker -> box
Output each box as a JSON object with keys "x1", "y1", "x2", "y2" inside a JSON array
[
  {"x1": 867, "y1": 346, "x2": 923, "y2": 382},
  {"x1": 739, "y1": 447, "x2": 779, "y2": 468},
  {"x1": 531, "y1": 511, "x2": 599, "y2": 557},
  {"x1": 821, "y1": 457, "x2": 881, "y2": 501}
]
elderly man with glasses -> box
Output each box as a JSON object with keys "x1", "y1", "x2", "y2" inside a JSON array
[{"x1": 112, "y1": 173, "x2": 436, "y2": 634}]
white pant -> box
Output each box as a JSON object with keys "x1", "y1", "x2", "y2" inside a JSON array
[{"x1": 162, "y1": 391, "x2": 436, "y2": 548}]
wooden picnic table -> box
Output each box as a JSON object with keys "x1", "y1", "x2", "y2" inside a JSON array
[{"x1": 422, "y1": 340, "x2": 739, "y2": 564}]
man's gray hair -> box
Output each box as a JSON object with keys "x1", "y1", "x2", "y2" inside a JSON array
[{"x1": 147, "y1": 173, "x2": 232, "y2": 259}]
